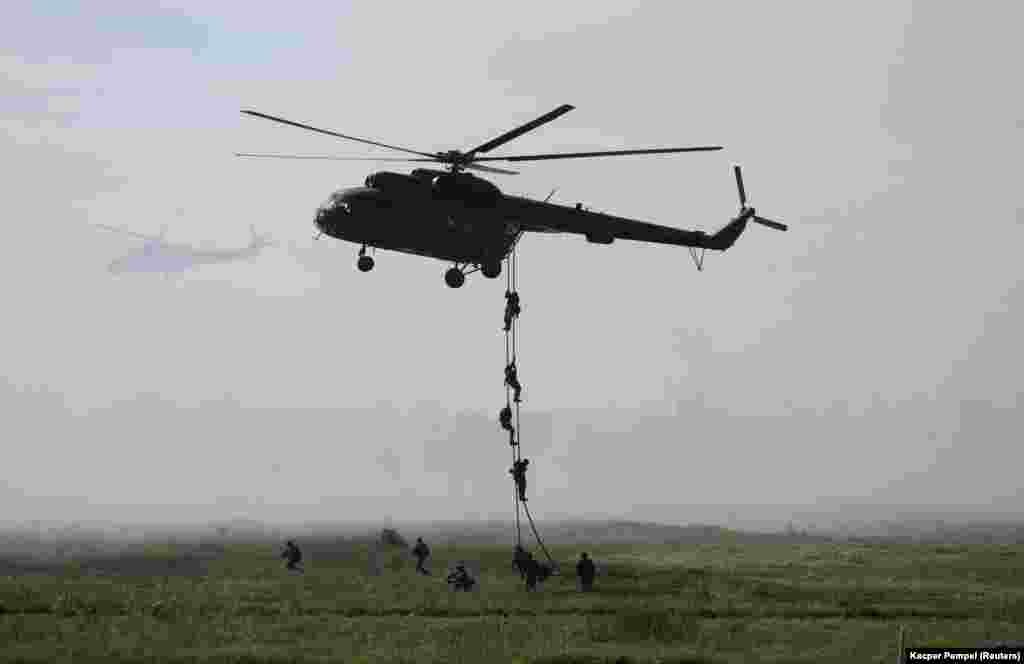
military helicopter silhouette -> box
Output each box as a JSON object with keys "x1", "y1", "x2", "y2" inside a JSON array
[
  {"x1": 93, "y1": 222, "x2": 276, "y2": 278},
  {"x1": 237, "y1": 104, "x2": 786, "y2": 288}
]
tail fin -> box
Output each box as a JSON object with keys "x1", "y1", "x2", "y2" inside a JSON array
[
  {"x1": 704, "y1": 212, "x2": 752, "y2": 250},
  {"x1": 249, "y1": 224, "x2": 266, "y2": 248},
  {"x1": 248, "y1": 225, "x2": 277, "y2": 249}
]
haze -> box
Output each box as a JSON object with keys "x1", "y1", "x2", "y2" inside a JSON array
[{"x1": 2, "y1": 1, "x2": 1021, "y2": 532}]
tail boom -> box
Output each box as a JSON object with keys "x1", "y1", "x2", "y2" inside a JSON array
[{"x1": 702, "y1": 212, "x2": 752, "y2": 251}]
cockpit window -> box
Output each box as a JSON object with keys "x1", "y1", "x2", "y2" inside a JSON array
[{"x1": 320, "y1": 191, "x2": 347, "y2": 209}]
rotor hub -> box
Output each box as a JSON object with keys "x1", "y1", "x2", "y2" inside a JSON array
[{"x1": 435, "y1": 150, "x2": 471, "y2": 171}]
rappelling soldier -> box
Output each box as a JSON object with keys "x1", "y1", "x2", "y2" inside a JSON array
[
  {"x1": 499, "y1": 405, "x2": 516, "y2": 445},
  {"x1": 513, "y1": 545, "x2": 530, "y2": 580},
  {"x1": 503, "y1": 290, "x2": 521, "y2": 332},
  {"x1": 513, "y1": 545, "x2": 537, "y2": 589},
  {"x1": 505, "y1": 361, "x2": 523, "y2": 403},
  {"x1": 510, "y1": 458, "x2": 529, "y2": 502},
  {"x1": 524, "y1": 557, "x2": 540, "y2": 591}
]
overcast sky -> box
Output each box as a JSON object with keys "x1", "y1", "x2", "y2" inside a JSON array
[{"x1": 2, "y1": 1, "x2": 1021, "y2": 528}]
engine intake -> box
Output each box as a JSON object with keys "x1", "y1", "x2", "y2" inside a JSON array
[
  {"x1": 432, "y1": 173, "x2": 501, "y2": 207},
  {"x1": 364, "y1": 171, "x2": 421, "y2": 192}
]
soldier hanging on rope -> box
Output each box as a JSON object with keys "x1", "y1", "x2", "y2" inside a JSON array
[
  {"x1": 499, "y1": 404, "x2": 516, "y2": 446},
  {"x1": 513, "y1": 545, "x2": 530, "y2": 580},
  {"x1": 503, "y1": 290, "x2": 521, "y2": 332},
  {"x1": 505, "y1": 360, "x2": 523, "y2": 403},
  {"x1": 510, "y1": 458, "x2": 529, "y2": 502},
  {"x1": 512, "y1": 544, "x2": 552, "y2": 591}
]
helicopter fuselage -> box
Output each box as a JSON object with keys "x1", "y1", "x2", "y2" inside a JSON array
[{"x1": 314, "y1": 169, "x2": 526, "y2": 267}]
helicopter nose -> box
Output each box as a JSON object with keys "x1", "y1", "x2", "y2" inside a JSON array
[
  {"x1": 315, "y1": 200, "x2": 350, "y2": 233},
  {"x1": 314, "y1": 207, "x2": 328, "y2": 230}
]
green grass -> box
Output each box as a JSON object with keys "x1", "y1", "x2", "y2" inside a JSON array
[{"x1": 1, "y1": 537, "x2": 1021, "y2": 662}]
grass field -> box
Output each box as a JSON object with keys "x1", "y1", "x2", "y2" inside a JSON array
[{"x1": 1, "y1": 532, "x2": 1022, "y2": 663}]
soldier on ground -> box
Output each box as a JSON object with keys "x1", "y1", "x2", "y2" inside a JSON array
[
  {"x1": 281, "y1": 540, "x2": 304, "y2": 573},
  {"x1": 412, "y1": 537, "x2": 431, "y2": 575},
  {"x1": 447, "y1": 563, "x2": 475, "y2": 591},
  {"x1": 576, "y1": 552, "x2": 596, "y2": 591},
  {"x1": 513, "y1": 545, "x2": 531, "y2": 580},
  {"x1": 524, "y1": 559, "x2": 540, "y2": 591}
]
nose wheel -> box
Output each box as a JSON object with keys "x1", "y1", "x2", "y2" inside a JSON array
[
  {"x1": 444, "y1": 267, "x2": 465, "y2": 288},
  {"x1": 357, "y1": 246, "x2": 374, "y2": 272}
]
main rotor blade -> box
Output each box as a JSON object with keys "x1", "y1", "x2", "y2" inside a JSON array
[
  {"x1": 90, "y1": 223, "x2": 164, "y2": 243},
  {"x1": 753, "y1": 216, "x2": 788, "y2": 231},
  {"x1": 235, "y1": 153, "x2": 440, "y2": 162},
  {"x1": 234, "y1": 153, "x2": 518, "y2": 174},
  {"x1": 734, "y1": 165, "x2": 747, "y2": 207},
  {"x1": 464, "y1": 163, "x2": 520, "y2": 175},
  {"x1": 234, "y1": 153, "x2": 519, "y2": 174},
  {"x1": 474, "y1": 146, "x2": 722, "y2": 162},
  {"x1": 467, "y1": 104, "x2": 575, "y2": 155},
  {"x1": 241, "y1": 111, "x2": 438, "y2": 159}
]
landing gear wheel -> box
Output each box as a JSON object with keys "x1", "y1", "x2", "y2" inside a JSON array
[
  {"x1": 357, "y1": 255, "x2": 374, "y2": 272},
  {"x1": 444, "y1": 267, "x2": 465, "y2": 288},
  {"x1": 481, "y1": 261, "x2": 502, "y2": 279}
]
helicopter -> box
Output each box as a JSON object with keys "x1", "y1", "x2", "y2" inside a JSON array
[
  {"x1": 92, "y1": 223, "x2": 276, "y2": 278},
  {"x1": 237, "y1": 104, "x2": 786, "y2": 288}
]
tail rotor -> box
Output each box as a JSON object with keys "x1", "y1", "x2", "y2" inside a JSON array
[
  {"x1": 733, "y1": 165, "x2": 787, "y2": 232},
  {"x1": 249, "y1": 224, "x2": 278, "y2": 249}
]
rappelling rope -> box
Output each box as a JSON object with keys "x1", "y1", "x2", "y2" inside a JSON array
[
  {"x1": 505, "y1": 255, "x2": 522, "y2": 549},
  {"x1": 522, "y1": 501, "x2": 555, "y2": 567},
  {"x1": 503, "y1": 242, "x2": 555, "y2": 571}
]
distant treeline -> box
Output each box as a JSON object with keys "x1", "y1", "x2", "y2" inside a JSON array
[{"x1": 4, "y1": 519, "x2": 1024, "y2": 557}]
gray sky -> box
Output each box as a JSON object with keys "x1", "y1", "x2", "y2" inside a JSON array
[{"x1": 2, "y1": 1, "x2": 1021, "y2": 528}]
